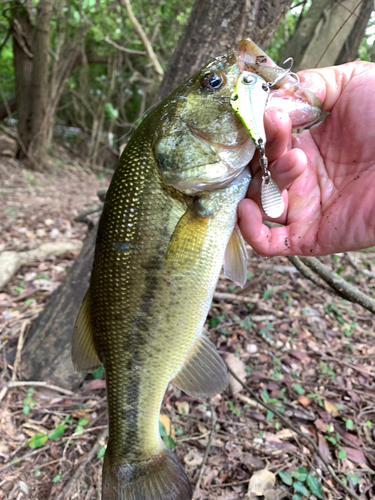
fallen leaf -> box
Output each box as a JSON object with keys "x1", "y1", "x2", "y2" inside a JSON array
[
  {"x1": 176, "y1": 401, "x2": 189, "y2": 415},
  {"x1": 159, "y1": 414, "x2": 171, "y2": 436},
  {"x1": 298, "y1": 395, "x2": 312, "y2": 407},
  {"x1": 318, "y1": 435, "x2": 331, "y2": 461},
  {"x1": 343, "y1": 447, "x2": 368, "y2": 466},
  {"x1": 315, "y1": 419, "x2": 327, "y2": 433},
  {"x1": 184, "y1": 448, "x2": 203, "y2": 467},
  {"x1": 248, "y1": 468, "x2": 276, "y2": 496},
  {"x1": 226, "y1": 353, "x2": 247, "y2": 396},
  {"x1": 323, "y1": 399, "x2": 339, "y2": 417}
]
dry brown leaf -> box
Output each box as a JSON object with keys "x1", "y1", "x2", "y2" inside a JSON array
[
  {"x1": 248, "y1": 468, "x2": 276, "y2": 496},
  {"x1": 159, "y1": 414, "x2": 171, "y2": 436},
  {"x1": 226, "y1": 353, "x2": 247, "y2": 396},
  {"x1": 315, "y1": 418, "x2": 327, "y2": 433},
  {"x1": 298, "y1": 395, "x2": 312, "y2": 407},
  {"x1": 343, "y1": 447, "x2": 369, "y2": 465},
  {"x1": 175, "y1": 401, "x2": 189, "y2": 415},
  {"x1": 184, "y1": 448, "x2": 203, "y2": 467},
  {"x1": 318, "y1": 435, "x2": 331, "y2": 461},
  {"x1": 323, "y1": 398, "x2": 339, "y2": 417}
]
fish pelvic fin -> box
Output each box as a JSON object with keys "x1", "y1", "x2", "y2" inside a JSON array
[
  {"x1": 172, "y1": 329, "x2": 229, "y2": 399},
  {"x1": 102, "y1": 445, "x2": 192, "y2": 500},
  {"x1": 223, "y1": 223, "x2": 248, "y2": 288},
  {"x1": 71, "y1": 288, "x2": 101, "y2": 372}
]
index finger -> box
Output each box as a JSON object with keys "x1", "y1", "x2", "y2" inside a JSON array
[{"x1": 298, "y1": 61, "x2": 375, "y2": 113}]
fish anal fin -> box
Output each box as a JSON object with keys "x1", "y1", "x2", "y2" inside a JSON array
[
  {"x1": 172, "y1": 329, "x2": 228, "y2": 399},
  {"x1": 71, "y1": 289, "x2": 101, "y2": 373},
  {"x1": 224, "y1": 224, "x2": 248, "y2": 288}
]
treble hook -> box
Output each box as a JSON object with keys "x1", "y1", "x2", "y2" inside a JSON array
[{"x1": 267, "y1": 57, "x2": 300, "y2": 89}]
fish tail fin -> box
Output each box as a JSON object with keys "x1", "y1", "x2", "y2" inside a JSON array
[{"x1": 102, "y1": 444, "x2": 192, "y2": 500}]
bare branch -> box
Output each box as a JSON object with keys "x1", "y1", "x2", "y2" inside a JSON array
[
  {"x1": 118, "y1": 0, "x2": 164, "y2": 78},
  {"x1": 104, "y1": 35, "x2": 146, "y2": 55},
  {"x1": 299, "y1": 256, "x2": 375, "y2": 314}
]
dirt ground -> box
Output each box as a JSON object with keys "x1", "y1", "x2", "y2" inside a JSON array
[{"x1": 0, "y1": 153, "x2": 375, "y2": 500}]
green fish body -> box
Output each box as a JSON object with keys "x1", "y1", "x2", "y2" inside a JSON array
[{"x1": 72, "y1": 40, "x2": 321, "y2": 500}]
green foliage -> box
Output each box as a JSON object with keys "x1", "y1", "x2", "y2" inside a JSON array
[
  {"x1": 278, "y1": 467, "x2": 323, "y2": 499},
  {"x1": 23, "y1": 388, "x2": 37, "y2": 415}
]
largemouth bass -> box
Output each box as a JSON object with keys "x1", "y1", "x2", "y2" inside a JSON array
[{"x1": 72, "y1": 39, "x2": 321, "y2": 500}]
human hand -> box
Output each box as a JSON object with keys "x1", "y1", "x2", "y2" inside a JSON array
[{"x1": 238, "y1": 61, "x2": 375, "y2": 256}]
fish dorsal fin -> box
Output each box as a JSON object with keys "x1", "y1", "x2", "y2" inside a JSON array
[
  {"x1": 172, "y1": 329, "x2": 228, "y2": 398},
  {"x1": 71, "y1": 289, "x2": 101, "y2": 373},
  {"x1": 224, "y1": 224, "x2": 248, "y2": 287}
]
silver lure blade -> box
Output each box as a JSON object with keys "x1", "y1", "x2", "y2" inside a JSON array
[{"x1": 260, "y1": 177, "x2": 284, "y2": 219}]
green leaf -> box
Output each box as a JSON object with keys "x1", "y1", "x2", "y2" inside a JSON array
[
  {"x1": 347, "y1": 473, "x2": 360, "y2": 486},
  {"x1": 292, "y1": 495, "x2": 302, "y2": 500},
  {"x1": 52, "y1": 471, "x2": 62, "y2": 483},
  {"x1": 293, "y1": 482, "x2": 309, "y2": 496},
  {"x1": 291, "y1": 468, "x2": 307, "y2": 482},
  {"x1": 35, "y1": 469, "x2": 40, "y2": 477},
  {"x1": 92, "y1": 364, "x2": 104, "y2": 379},
  {"x1": 307, "y1": 475, "x2": 322, "y2": 498},
  {"x1": 97, "y1": 445, "x2": 106, "y2": 459},
  {"x1": 345, "y1": 419, "x2": 354, "y2": 430},
  {"x1": 338, "y1": 448, "x2": 347, "y2": 460},
  {"x1": 105, "y1": 102, "x2": 119, "y2": 120},
  {"x1": 74, "y1": 425, "x2": 84, "y2": 435},
  {"x1": 27, "y1": 433, "x2": 48, "y2": 448},
  {"x1": 162, "y1": 435, "x2": 175, "y2": 449},
  {"x1": 208, "y1": 316, "x2": 221, "y2": 327},
  {"x1": 23, "y1": 405, "x2": 30, "y2": 415},
  {"x1": 78, "y1": 417, "x2": 90, "y2": 427},
  {"x1": 293, "y1": 384, "x2": 304, "y2": 395},
  {"x1": 278, "y1": 470, "x2": 293, "y2": 486},
  {"x1": 48, "y1": 424, "x2": 66, "y2": 440},
  {"x1": 266, "y1": 410, "x2": 274, "y2": 421},
  {"x1": 159, "y1": 421, "x2": 167, "y2": 438}
]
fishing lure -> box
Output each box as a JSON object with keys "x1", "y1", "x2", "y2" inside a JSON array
[{"x1": 230, "y1": 70, "x2": 285, "y2": 219}]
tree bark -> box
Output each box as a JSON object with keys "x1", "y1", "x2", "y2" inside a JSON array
[
  {"x1": 335, "y1": 0, "x2": 374, "y2": 65},
  {"x1": 21, "y1": 0, "x2": 292, "y2": 390},
  {"x1": 278, "y1": 0, "x2": 365, "y2": 72},
  {"x1": 25, "y1": 0, "x2": 54, "y2": 165},
  {"x1": 156, "y1": 0, "x2": 293, "y2": 101},
  {"x1": 21, "y1": 227, "x2": 97, "y2": 390}
]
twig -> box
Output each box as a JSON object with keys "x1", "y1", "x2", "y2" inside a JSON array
[
  {"x1": 104, "y1": 36, "x2": 146, "y2": 55},
  {"x1": 55, "y1": 428, "x2": 108, "y2": 500},
  {"x1": 193, "y1": 399, "x2": 215, "y2": 498},
  {"x1": 118, "y1": 0, "x2": 164, "y2": 78},
  {"x1": 0, "y1": 445, "x2": 49, "y2": 473},
  {"x1": 226, "y1": 365, "x2": 363, "y2": 500},
  {"x1": 0, "y1": 380, "x2": 76, "y2": 403},
  {"x1": 287, "y1": 255, "x2": 334, "y2": 292},
  {"x1": 74, "y1": 203, "x2": 103, "y2": 222},
  {"x1": 12, "y1": 320, "x2": 30, "y2": 381},
  {"x1": 299, "y1": 256, "x2": 375, "y2": 314}
]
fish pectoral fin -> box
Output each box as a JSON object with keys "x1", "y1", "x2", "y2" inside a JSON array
[
  {"x1": 223, "y1": 223, "x2": 248, "y2": 287},
  {"x1": 172, "y1": 329, "x2": 228, "y2": 398},
  {"x1": 71, "y1": 289, "x2": 101, "y2": 373},
  {"x1": 165, "y1": 199, "x2": 211, "y2": 270}
]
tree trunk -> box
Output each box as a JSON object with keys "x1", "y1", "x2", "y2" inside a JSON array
[
  {"x1": 156, "y1": 0, "x2": 293, "y2": 101},
  {"x1": 21, "y1": 0, "x2": 293, "y2": 390},
  {"x1": 21, "y1": 227, "x2": 97, "y2": 390},
  {"x1": 335, "y1": 0, "x2": 374, "y2": 65},
  {"x1": 11, "y1": 4, "x2": 33, "y2": 146},
  {"x1": 278, "y1": 0, "x2": 366, "y2": 72}
]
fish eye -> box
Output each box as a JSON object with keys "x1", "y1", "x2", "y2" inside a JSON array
[{"x1": 203, "y1": 72, "x2": 224, "y2": 90}]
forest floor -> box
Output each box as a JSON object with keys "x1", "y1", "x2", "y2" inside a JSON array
[{"x1": 0, "y1": 148, "x2": 375, "y2": 500}]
